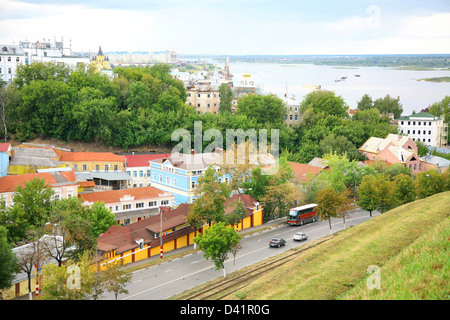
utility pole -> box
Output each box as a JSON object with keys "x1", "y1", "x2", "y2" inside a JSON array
[{"x1": 160, "y1": 208, "x2": 163, "y2": 259}]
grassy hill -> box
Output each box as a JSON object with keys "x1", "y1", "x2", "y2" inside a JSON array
[{"x1": 227, "y1": 191, "x2": 449, "y2": 300}]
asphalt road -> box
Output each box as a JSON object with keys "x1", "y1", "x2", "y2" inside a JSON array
[{"x1": 102, "y1": 208, "x2": 379, "y2": 300}]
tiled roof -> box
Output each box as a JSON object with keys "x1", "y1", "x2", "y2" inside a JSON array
[
  {"x1": 59, "y1": 151, "x2": 125, "y2": 162},
  {"x1": 0, "y1": 172, "x2": 59, "y2": 193},
  {"x1": 125, "y1": 154, "x2": 171, "y2": 167},
  {"x1": 97, "y1": 203, "x2": 191, "y2": 254},
  {"x1": 79, "y1": 186, "x2": 169, "y2": 204},
  {"x1": 224, "y1": 193, "x2": 259, "y2": 216},
  {"x1": 289, "y1": 161, "x2": 323, "y2": 182}
]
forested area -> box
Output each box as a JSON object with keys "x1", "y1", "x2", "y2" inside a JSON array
[{"x1": 0, "y1": 61, "x2": 419, "y2": 163}]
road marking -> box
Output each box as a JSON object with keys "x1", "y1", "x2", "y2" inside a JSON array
[
  {"x1": 132, "y1": 279, "x2": 142, "y2": 284},
  {"x1": 164, "y1": 269, "x2": 172, "y2": 273},
  {"x1": 191, "y1": 260, "x2": 200, "y2": 264}
]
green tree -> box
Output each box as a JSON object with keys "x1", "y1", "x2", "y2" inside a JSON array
[
  {"x1": 0, "y1": 226, "x2": 19, "y2": 295},
  {"x1": 415, "y1": 170, "x2": 445, "y2": 199},
  {"x1": 194, "y1": 222, "x2": 241, "y2": 277},
  {"x1": 315, "y1": 186, "x2": 346, "y2": 230},
  {"x1": 236, "y1": 94, "x2": 286, "y2": 125},
  {"x1": 191, "y1": 167, "x2": 231, "y2": 225},
  {"x1": 219, "y1": 83, "x2": 233, "y2": 113},
  {"x1": 0, "y1": 178, "x2": 54, "y2": 244},
  {"x1": 225, "y1": 199, "x2": 248, "y2": 230},
  {"x1": 357, "y1": 174, "x2": 396, "y2": 216},
  {"x1": 357, "y1": 94, "x2": 373, "y2": 110},
  {"x1": 373, "y1": 94, "x2": 403, "y2": 118},
  {"x1": 392, "y1": 174, "x2": 416, "y2": 205},
  {"x1": 300, "y1": 90, "x2": 348, "y2": 118},
  {"x1": 356, "y1": 175, "x2": 379, "y2": 217}
]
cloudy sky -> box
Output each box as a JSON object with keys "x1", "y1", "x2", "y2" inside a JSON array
[{"x1": 0, "y1": 0, "x2": 449, "y2": 55}]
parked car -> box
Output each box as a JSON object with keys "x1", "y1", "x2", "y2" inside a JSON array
[
  {"x1": 293, "y1": 232, "x2": 308, "y2": 241},
  {"x1": 269, "y1": 238, "x2": 286, "y2": 247}
]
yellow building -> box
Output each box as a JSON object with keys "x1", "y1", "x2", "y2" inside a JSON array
[{"x1": 91, "y1": 46, "x2": 111, "y2": 71}]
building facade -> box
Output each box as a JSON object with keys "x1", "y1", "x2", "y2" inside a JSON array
[
  {"x1": 397, "y1": 112, "x2": 448, "y2": 148},
  {"x1": 149, "y1": 150, "x2": 231, "y2": 206},
  {"x1": 282, "y1": 94, "x2": 301, "y2": 127},
  {"x1": 0, "y1": 45, "x2": 26, "y2": 83},
  {"x1": 124, "y1": 153, "x2": 171, "y2": 188},
  {"x1": 79, "y1": 186, "x2": 174, "y2": 225}
]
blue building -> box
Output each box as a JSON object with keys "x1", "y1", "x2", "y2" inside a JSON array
[
  {"x1": 149, "y1": 150, "x2": 232, "y2": 206},
  {"x1": 0, "y1": 143, "x2": 11, "y2": 177}
]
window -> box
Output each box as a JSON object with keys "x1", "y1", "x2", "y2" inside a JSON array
[
  {"x1": 429, "y1": 131, "x2": 431, "y2": 135},
  {"x1": 7, "y1": 57, "x2": 11, "y2": 62},
  {"x1": 295, "y1": 115, "x2": 298, "y2": 121},
  {"x1": 83, "y1": 165, "x2": 87, "y2": 171},
  {"x1": 114, "y1": 165, "x2": 118, "y2": 171},
  {"x1": 159, "y1": 174, "x2": 162, "y2": 182},
  {"x1": 166, "y1": 176, "x2": 169, "y2": 184},
  {"x1": 161, "y1": 200, "x2": 169, "y2": 206},
  {"x1": 16, "y1": 57, "x2": 19, "y2": 62},
  {"x1": 174, "y1": 178, "x2": 177, "y2": 186},
  {"x1": 133, "y1": 171, "x2": 137, "y2": 177},
  {"x1": 153, "y1": 173, "x2": 156, "y2": 181},
  {"x1": 123, "y1": 204, "x2": 131, "y2": 210},
  {"x1": 136, "y1": 202, "x2": 144, "y2": 208},
  {"x1": 127, "y1": 171, "x2": 131, "y2": 176},
  {"x1": 139, "y1": 170, "x2": 144, "y2": 177},
  {"x1": 418, "y1": 130, "x2": 420, "y2": 134},
  {"x1": 191, "y1": 181, "x2": 196, "y2": 189},
  {"x1": 105, "y1": 165, "x2": 109, "y2": 171},
  {"x1": 96, "y1": 165, "x2": 100, "y2": 171},
  {"x1": 429, "y1": 122, "x2": 432, "y2": 126},
  {"x1": 401, "y1": 121, "x2": 404, "y2": 125},
  {"x1": 149, "y1": 201, "x2": 157, "y2": 207},
  {"x1": 74, "y1": 164, "x2": 78, "y2": 171}
]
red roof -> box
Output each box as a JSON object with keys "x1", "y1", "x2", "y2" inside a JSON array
[
  {"x1": 289, "y1": 161, "x2": 323, "y2": 182},
  {"x1": 59, "y1": 151, "x2": 125, "y2": 162},
  {"x1": 97, "y1": 203, "x2": 191, "y2": 254},
  {"x1": 224, "y1": 193, "x2": 259, "y2": 216},
  {"x1": 0, "y1": 143, "x2": 11, "y2": 152},
  {"x1": 0, "y1": 170, "x2": 77, "y2": 193},
  {"x1": 79, "y1": 186, "x2": 168, "y2": 204},
  {"x1": 125, "y1": 154, "x2": 171, "y2": 167}
]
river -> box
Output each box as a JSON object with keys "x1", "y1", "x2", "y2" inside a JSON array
[{"x1": 223, "y1": 61, "x2": 450, "y2": 116}]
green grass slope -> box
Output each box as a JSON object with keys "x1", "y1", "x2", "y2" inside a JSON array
[{"x1": 231, "y1": 191, "x2": 449, "y2": 300}]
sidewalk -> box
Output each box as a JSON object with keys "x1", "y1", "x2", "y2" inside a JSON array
[{"x1": 122, "y1": 216, "x2": 288, "y2": 270}]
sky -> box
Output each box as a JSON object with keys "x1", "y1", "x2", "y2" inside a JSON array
[{"x1": 0, "y1": 0, "x2": 449, "y2": 55}]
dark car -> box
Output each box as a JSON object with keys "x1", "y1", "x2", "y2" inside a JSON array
[{"x1": 269, "y1": 238, "x2": 286, "y2": 248}]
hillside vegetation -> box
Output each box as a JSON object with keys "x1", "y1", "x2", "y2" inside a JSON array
[{"x1": 227, "y1": 191, "x2": 449, "y2": 300}]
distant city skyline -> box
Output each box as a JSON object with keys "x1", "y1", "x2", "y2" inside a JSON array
[{"x1": 0, "y1": 0, "x2": 449, "y2": 55}]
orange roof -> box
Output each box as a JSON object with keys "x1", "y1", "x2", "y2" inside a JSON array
[
  {"x1": 289, "y1": 161, "x2": 323, "y2": 182},
  {"x1": 59, "y1": 151, "x2": 125, "y2": 162},
  {"x1": 0, "y1": 172, "x2": 57, "y2": 193},
  {"x1": 78, "y1": 180, "x2": 96, "y2": 187},
  {"x1": 224, "y1": 193, "x2": 259, "y2": 216},
  {"x1": 79, "y1": 186, "x2": 168, "y2": 204}
]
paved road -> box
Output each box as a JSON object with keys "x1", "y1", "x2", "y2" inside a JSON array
[{"x1": 103, "y1": 208, "x2": 379, "y2": 300}]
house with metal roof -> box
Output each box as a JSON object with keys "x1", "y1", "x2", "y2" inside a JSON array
[
  {"x1": 422, "y1": 154, "x2": 450, "y2": 173},
  {"x1": 359, "y1": 134, "x2": 425, "y2": 174}
]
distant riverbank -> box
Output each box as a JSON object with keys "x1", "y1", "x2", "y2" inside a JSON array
[{"x1": 417, "y1": 76, "x2": 450, "y2": 82}]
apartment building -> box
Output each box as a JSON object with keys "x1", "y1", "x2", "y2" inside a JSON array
[{"x1": 397, "y1": 112, "x2": 448, "y2": 148}]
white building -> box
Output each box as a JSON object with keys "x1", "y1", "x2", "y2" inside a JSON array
[
  {"x1": 397, "y1": 112, "x2": 448, "y2": 148},
  {"x1": 19, "y1": 39, "x2": 89, "y2": 68},
  {"x1": 0, "y1": 45, "x2": 26, "y2": 83}
]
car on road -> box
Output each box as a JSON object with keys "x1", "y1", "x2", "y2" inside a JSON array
[
  {"x1": 269, "y1": 238, "x2": 286, "y2": 247},
  {"x1": 293, "y1": 232, "x2": 308, "y2": 241}
]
